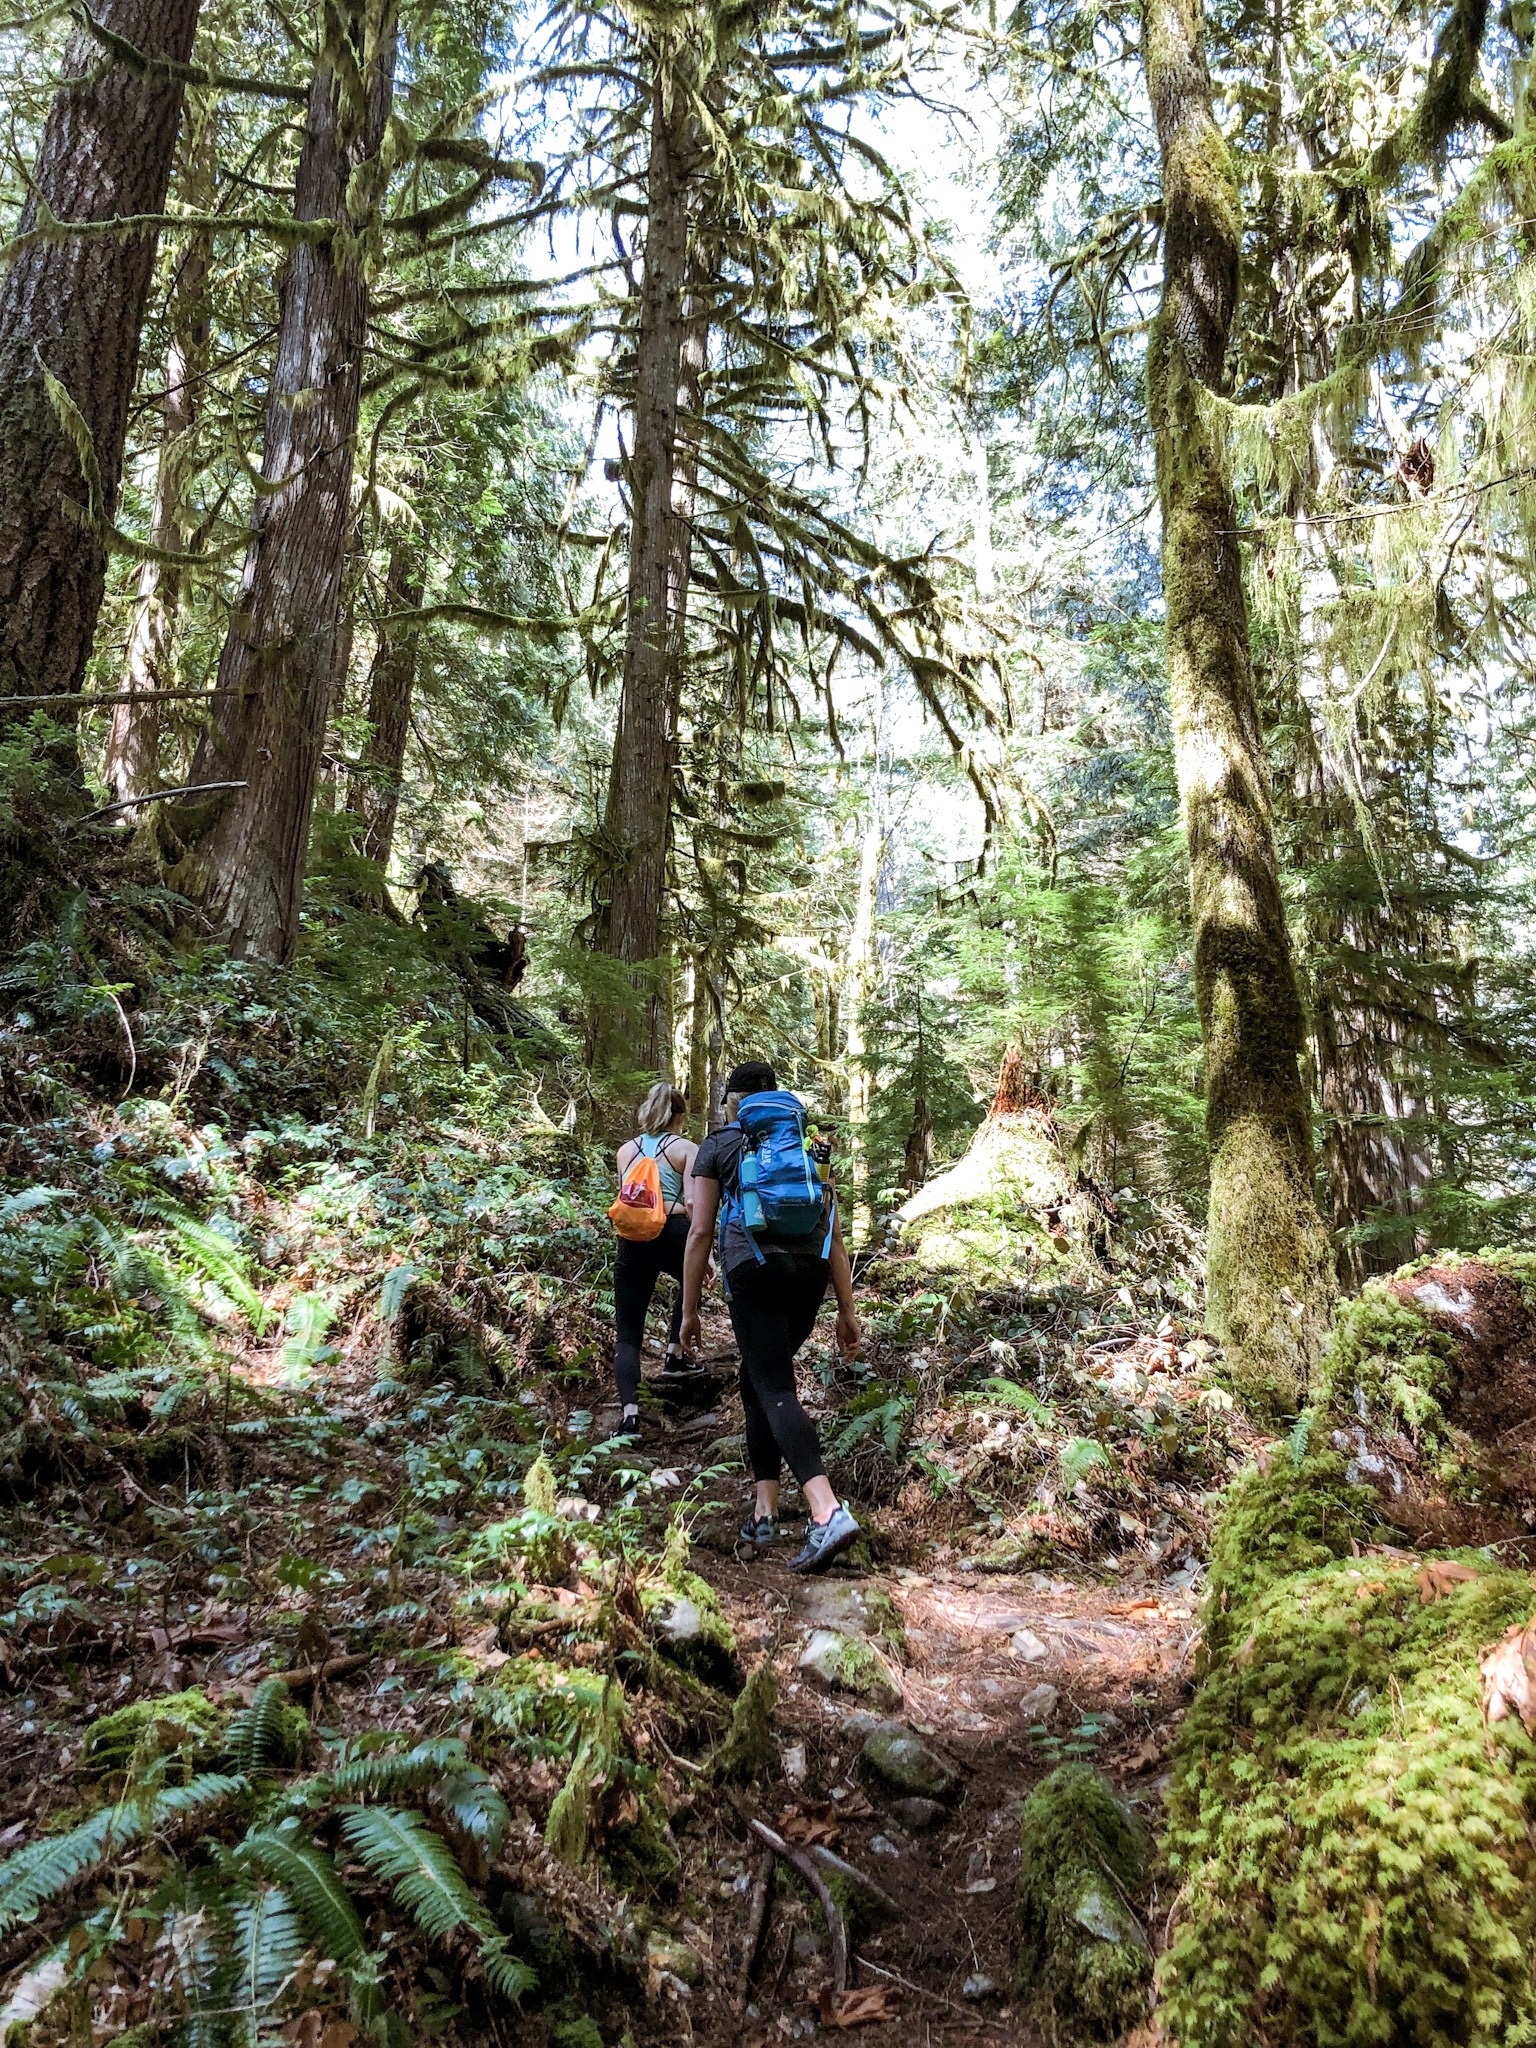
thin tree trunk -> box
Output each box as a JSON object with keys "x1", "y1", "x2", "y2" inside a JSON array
[
  {"x1": 687, "y1": 955, "x2": 710, "y2": 1134},
  {"x1": 0, "y1": 0, "x2": 202, "y2": 722},
  {"x1": 1143, "y1": 0, "x2": 1334, "y2": 1406},
  {"x1": 106, "y1": 239, "x2": 211, "y2": 807},
  {"x1": 176, "y1": 6, "x2": 398, "y2": 961},
  {"x1": 347, "y1": 544, "x2": 423, "y2": 875},
  {"x1": 595, "y1": 77, "x2": 695, "y2": 1066}
]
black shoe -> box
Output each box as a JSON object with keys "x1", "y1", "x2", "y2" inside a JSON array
[
  {"x1": 737, "y1": 1516, "x2": 779, "y2": 1551},
  {"x1": 786, "y1": 1506, "x2": 861, "y2": 1575}
]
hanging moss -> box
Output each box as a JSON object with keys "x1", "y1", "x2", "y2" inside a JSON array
[{"x1": 1016, "y1": 1763, "x2": 1153, "y2": 2041}]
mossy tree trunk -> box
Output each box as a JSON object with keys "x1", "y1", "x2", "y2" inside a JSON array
[
  {"x1": 592, "y1": 70, "x2": 700, "y2": 1072},
  {"x1": 175, "y1": 4, "x2": 398, "y2": 962},
  {"x1": 1143, "y1": 0, "x2": 1334, "y2": 1406},
  {"x1": 0, "y1": 0, "x2": 202, "y2": 726}
]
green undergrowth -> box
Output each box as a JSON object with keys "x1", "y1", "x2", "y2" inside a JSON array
[
  {"x1": 1015, "y1": 1763, "x2": 1153, "y2": 2040},
  {"x1": 0, "y1": 1681, "x2": 532, "y2": 2048},
  {"x1": 1162, "y1": 1436, "x2": 1536, "y2": 2047}
]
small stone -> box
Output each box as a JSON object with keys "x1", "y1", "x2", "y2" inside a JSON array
[
  {"x1": 1019, "y1": 1683, "x2": 1061, "y2": 1724},
  {"x1": 962, "y1": 1975, "x2": 998, "y2": 2001},
  {"x1": 646, "y1": 1929, "x2": 701, "y2": 1987},
  {"x1": 890, "y1": 1796, "x2": 945, "y2": 1832},
  {"x1": 862, "y1": 1724, "x2": 959, "y2": 1799},
  {"x1": 782, "y1": 1741, "x2": 808, "y2": 1786},
  {"x1": 653, "y1": 1594, "x2": 705, "y2": 1647},
  {"x1": 798, "y1": 1629, "x2": 903, "y2": 1710},
  {"x1": 1011, "y1": 1628, "x2": 1050, "y2": 1663},
  {"x1": 869, "y1": 1833, "x2": 901, "y2": 1857}
]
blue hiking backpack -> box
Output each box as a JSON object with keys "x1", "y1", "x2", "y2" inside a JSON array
[{"x1": 721, "y1": 1089, "x2": 835, "y2": 1272}]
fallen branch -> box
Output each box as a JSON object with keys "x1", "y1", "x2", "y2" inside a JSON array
[
  {"x1": 748, "y1": 1816, "x2": 849, "y2": 1994},
  {"x1": 0, "y1": 687, "x2": 251, "y2": 710},
  {"x1": 77, "y1": 780, "x2": 246, "y2": 825},
  {"x1": 737, "y1": 1848, "x2": 775, "y2": 2013},
  {"x1": 263, "y1": 1651, "x2": 375, "y2": 1688}
]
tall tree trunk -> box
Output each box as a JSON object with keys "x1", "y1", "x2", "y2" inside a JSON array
[
  {"x1": 0, "y1": 0, "x2": 202, "y2": 721},
  {"x1": 687, "y1": 955, "x2": 710, "y2": 1134},
  {"x1": 1143, "y1": 0, "x2": 1334, "y2": 1406},
  {"x1": 106, "y1": 238, "x2": 211, "y2": 807},
  {"x1": 176, "y1": 7, "x2": 398, "y2": 961},
  {"x1": 347, "y1": 544, "x2": 423, "y2": 876},
  {"x1": 594, "y1": 77, "x2": 696, "y2": 1068}
]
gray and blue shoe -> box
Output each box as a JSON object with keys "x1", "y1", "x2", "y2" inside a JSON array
[{"x1": 786, "y1": 1505, "x2": 861, "y2": 1575}]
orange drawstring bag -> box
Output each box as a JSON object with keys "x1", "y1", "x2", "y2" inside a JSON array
[{"x1": 609, "y1": 1140, "x2": 667, "y2": 1241}]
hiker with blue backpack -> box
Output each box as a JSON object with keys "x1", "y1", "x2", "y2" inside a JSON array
[{"x1": 679, "y1": 1060, "x2": 863, "y2": 1575}]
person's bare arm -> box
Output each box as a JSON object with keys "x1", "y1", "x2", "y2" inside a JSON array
[
  {"x1": 679, "y1": 1176, "x2": 719, "y2": 1355},
  {"x1": 827, "y1": 1204, "x2": 861, "y2": 1358}
]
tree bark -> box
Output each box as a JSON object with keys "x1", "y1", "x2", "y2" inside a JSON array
[
  {"x1": 106, "y1": 237, "x2": 211, "y2": 807},
  {"x1": 1143, "y1": 0, "x2": 1334, "y2": 1407},
  {"x1": 594, "y1": 75, "x2": 696, "y2": 1068},
  {"x1": 687, "y1": 955, "x2": 710, "y2": 1134},
  {"x1": 176, "y1": 6, "x2": 398, "y2": 961},
  {"x1": 0, "y1": 0, "x2": 202, "y2": 721},
  {"x1": 347, "y1": 544, "x2": 423, "y2": 875}
]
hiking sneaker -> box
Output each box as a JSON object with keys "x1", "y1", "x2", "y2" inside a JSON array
[
  {"x1": 737, "y1": 1515, "x2": 780, "y2": 1551},
  {"x1": 786, "y1": 1505, "x2": 861, "y2": 1575}
]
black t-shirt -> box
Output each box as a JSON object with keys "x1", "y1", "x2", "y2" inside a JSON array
[{"x1": 692, "y1": 1123, "x2": 831, "y2": 1279}]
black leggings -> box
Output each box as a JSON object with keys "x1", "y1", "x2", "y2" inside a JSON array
[
  {"x1": 612, "y1": 1213, "x2": 689, "y2": 1406},
  {"x1": 728, "y1": 1253, "x2": 829, "y2": 1488}
]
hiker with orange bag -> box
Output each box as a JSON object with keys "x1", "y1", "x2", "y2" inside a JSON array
[{"x1": 608, "y1": 1083, "x2": 698, "y2": 1429}]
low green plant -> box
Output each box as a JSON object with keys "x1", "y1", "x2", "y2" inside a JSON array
[{"x1": 0, "y1": 1684, "x2": 533, "y2": 2047}]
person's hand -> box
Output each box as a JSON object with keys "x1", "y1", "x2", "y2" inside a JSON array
[
  {"x1": 835, "y1": 1303, "x2": 862, "y2": 1360},
  {"x1": 679, "y1": 1308, "x2": 703, "y2": 1357}
]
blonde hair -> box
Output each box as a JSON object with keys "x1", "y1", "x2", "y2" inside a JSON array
[{"x1": 637, "y1": 1083, "x2": 688, "y2": 1135}]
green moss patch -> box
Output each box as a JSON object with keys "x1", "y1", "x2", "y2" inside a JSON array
[
  {"x1": 1163, "y1": 1464, "x2": 1536, "y2": 2047},
  {"x1": 80, "y1": 1689, "x2": 225, "y2": 1780},
  {"x1": 1016, "y1": 1763, "x2": 1152, "y2": 2040}
]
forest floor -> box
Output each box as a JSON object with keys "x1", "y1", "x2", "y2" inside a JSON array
[{"x1": 1, "y1": 1238, "x2": 1250, "y2": 2048}]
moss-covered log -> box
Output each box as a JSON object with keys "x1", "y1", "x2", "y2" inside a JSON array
[{"x1": 1142, "y1": 0, "x2": 1334, "y2": 1408}]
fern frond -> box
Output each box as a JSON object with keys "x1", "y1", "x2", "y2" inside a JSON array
[
  {"x1": 337, "y1": 1806, "x2": 530, "y2": 2005},
  {"x1": 149, "y1": 1204, "x2": 268, "y2": 1331},
  {"x1": 0, "y1": 1804, "x2": 149, "y2": 1937},
  {"x1": 336, "y1": 1805, "x2": 489, "y2": 1944},
  {"x1": 152, "y1": 1772, "x2": 251, "y2": 1824},
  {"x1": 284, "y1": 1739, "x2": 465, "y2": 1810},
  {"x1": 433, "y1": 1766, "x2": 510, "y2": 1859},
  {"x1": 231, "y1": 1879, "x2": 309, "y2": 2041},
  {"x1": 226, "y1": 1682, "x2": 302, "y2": 1773},
  {"x1": 237, "y1": 1834, "x2": 370, "y2": 1973}
]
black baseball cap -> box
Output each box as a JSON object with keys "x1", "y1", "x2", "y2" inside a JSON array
[{"x1": 722, "y1": 1060, "x2": 777, "y2": 1096}]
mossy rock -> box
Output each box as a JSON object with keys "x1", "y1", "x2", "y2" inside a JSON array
[
  {"x1": 798, "y1": 1628, "x2": 902, "y2": 1709},
  {"x1": 1162, "y1": 1456, "x2": 1536, "y2": 2048},
  {"x1": 80, "y1": 1689, "x2": 225, "y2": 1779},
  {"x1": 1016, "y1": 1763, "x2": 1151, "y2": 2041},
  {"x1": 642, "y1": 1566, "x2": 738, "y2": 1686}
]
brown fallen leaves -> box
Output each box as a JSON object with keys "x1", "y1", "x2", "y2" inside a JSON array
[
  {"x1": 1481, "y1": 1616, "x2": 1536, "y2": 1734},
  {"x1": 815, "y1": 1987, "x2": 903, "y2": 2027},
  {"x1": 1417, "y1": 1559, "x2": 1478, "y2": 1604},
  {"x1": 782, "y1": 1802, "x2": 843, "y2": 1848}
]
